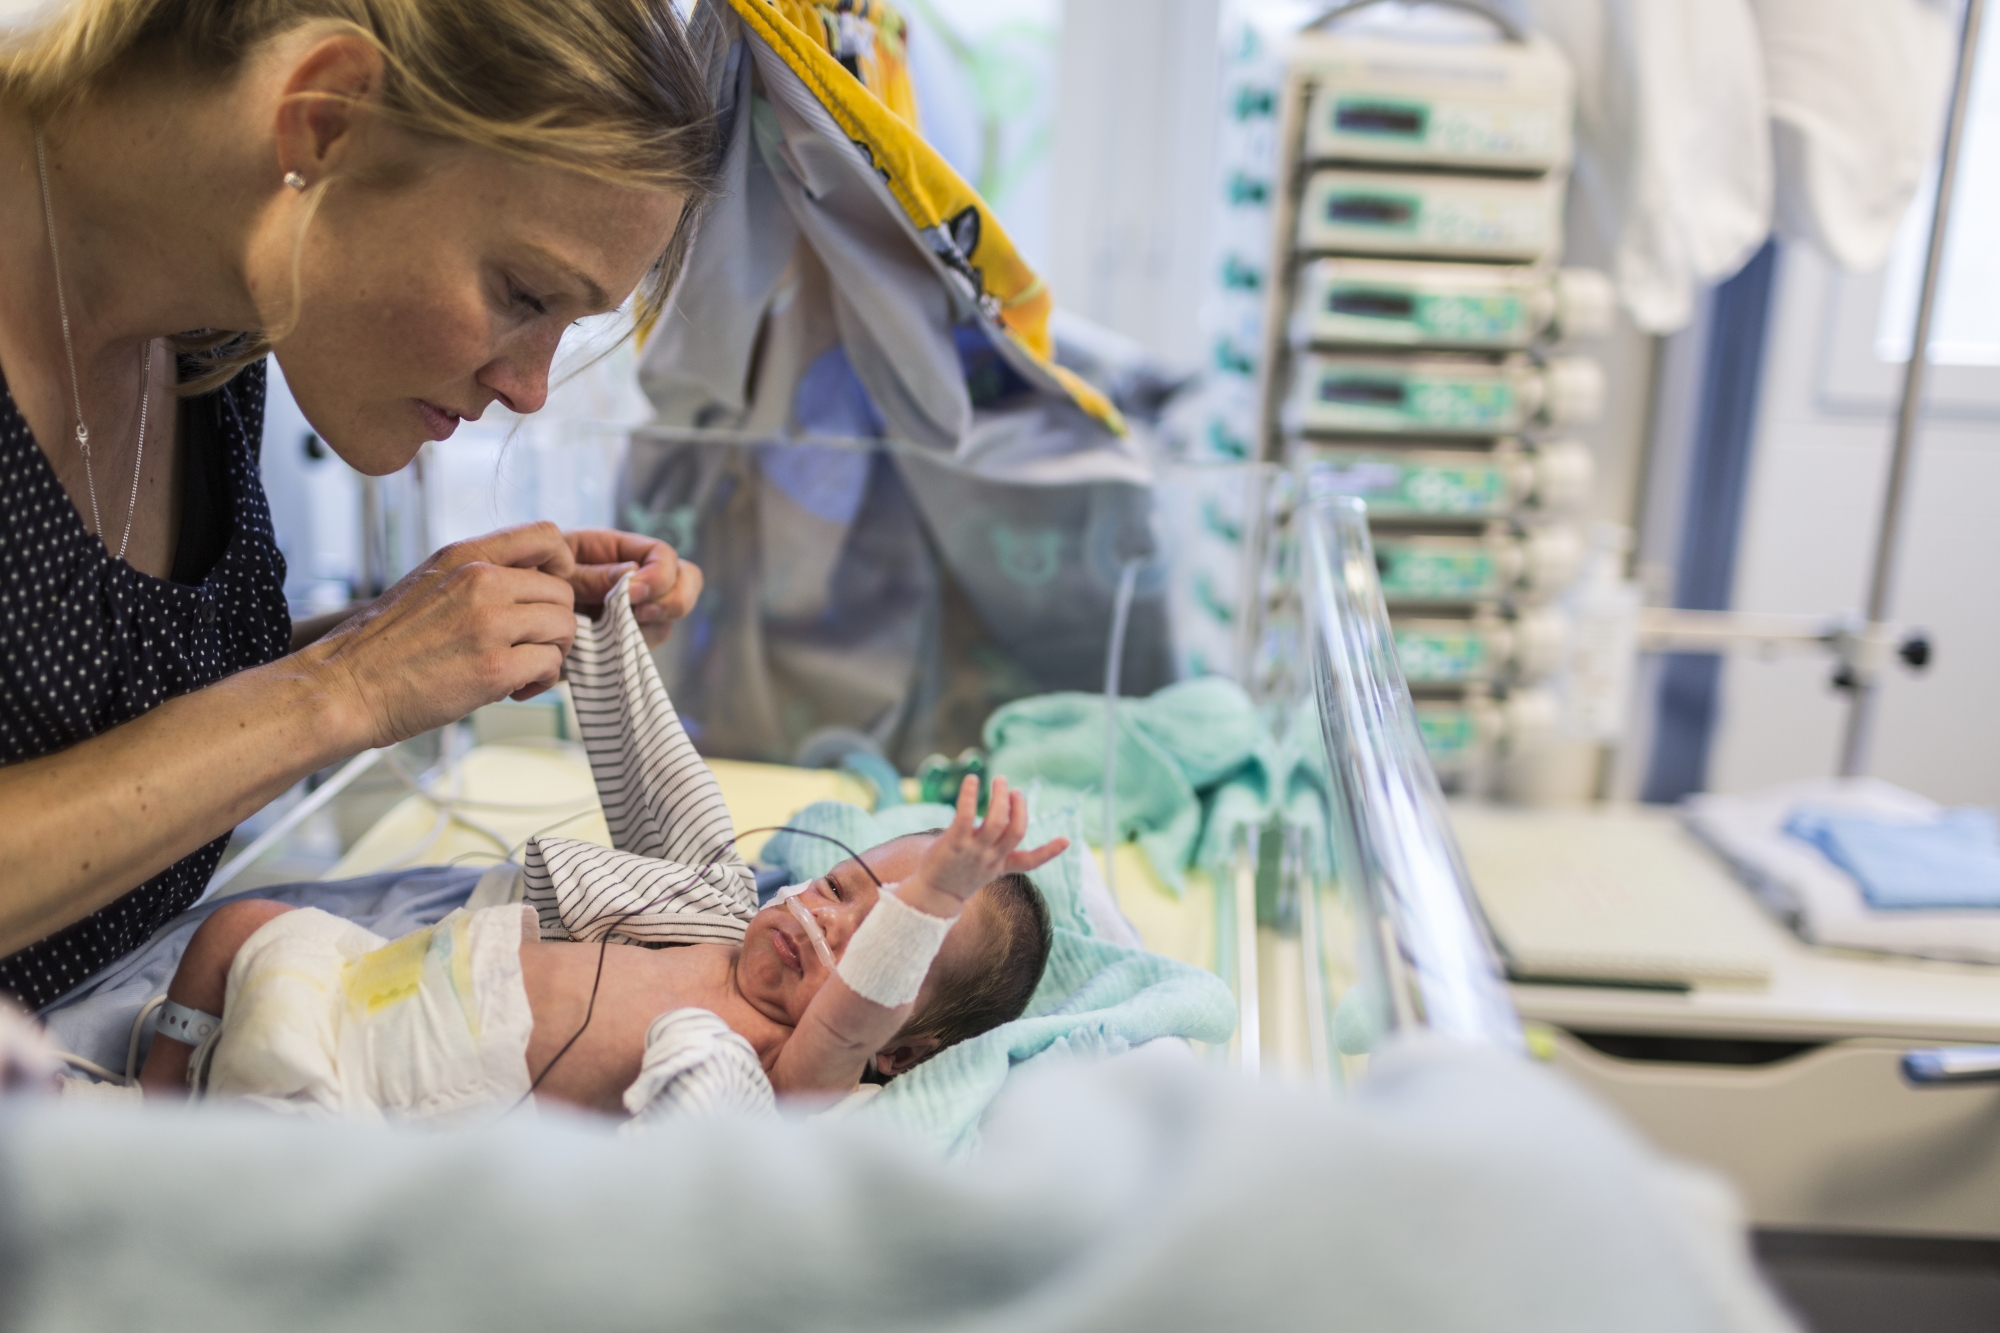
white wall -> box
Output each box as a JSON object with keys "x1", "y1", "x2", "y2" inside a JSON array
[
  {"x1": 1047, "y1": 0, "x2": 1221, "y2": 369},
  {"x1": 1706, "y1": 245, "x2": 2000, "y2": 806}
]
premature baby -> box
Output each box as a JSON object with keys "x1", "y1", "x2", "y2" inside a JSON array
[
  {"x1": 137, "y1": 579, "x2": 1065, "y2": 1125},
  {"x1": 140, "y1": 779, "x2": 1062, "y2": 1121}
]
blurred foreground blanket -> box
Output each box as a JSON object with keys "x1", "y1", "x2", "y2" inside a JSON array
[{"x1": 0, "y1": 1037, "x2": 1797, "y2": 1333}]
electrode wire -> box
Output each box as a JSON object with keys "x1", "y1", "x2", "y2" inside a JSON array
[{"x1": 510, "y1": 825, "x2": 883, "y2": 1112}]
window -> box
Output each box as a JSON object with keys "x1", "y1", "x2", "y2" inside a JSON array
[{"x1": 1820, "y1": 12, "x2": 2000, "y2": 414}]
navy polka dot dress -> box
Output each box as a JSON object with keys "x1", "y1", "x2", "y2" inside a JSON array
[{"x1": 0, "y1": 358, "x2": 291, "y2": 1010}]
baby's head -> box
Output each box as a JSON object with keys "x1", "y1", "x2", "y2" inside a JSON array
[
  {"x1": 876, "y1": 865, "x2": 1052, "y2": 1079},
  {"x1": 742, "y1": 831, "x2": 1053, "y2": 1077}
]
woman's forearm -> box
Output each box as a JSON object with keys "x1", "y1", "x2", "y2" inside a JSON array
[
  {"x1": 0, "y1": 654, "x2": 368, "y2": 957},
  {"x1": 0, "y1": 523, "x2": 588, "y2": 961}
]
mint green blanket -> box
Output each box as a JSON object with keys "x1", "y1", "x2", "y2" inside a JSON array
[
  {"x1": 762, "y1": 796, "x2": 1236, "y2": 1156},
  {"x1": 983, "y1": 679, "x2": 1331, "y2": 893}
]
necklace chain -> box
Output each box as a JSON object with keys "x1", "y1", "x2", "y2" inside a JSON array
[{"x1": 34, "y1": 131, "x2": 148, "y2": 563}]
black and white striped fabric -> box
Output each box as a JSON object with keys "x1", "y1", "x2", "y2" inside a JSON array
[
  {"x1": 522, "y1": 577, "x2": 758, "y2": 947},
  {"x1": 619, "y1": 1008, "x2": 774, "y2": 1126}
]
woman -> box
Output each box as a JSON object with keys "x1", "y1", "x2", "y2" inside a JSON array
[{"x1": 0, "y1": 0, "x2": 719, "y2": 1009}]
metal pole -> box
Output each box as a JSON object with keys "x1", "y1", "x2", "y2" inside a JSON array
[{"x1": 1841, "y1": 0, "x2": 1986, "y2": 777}]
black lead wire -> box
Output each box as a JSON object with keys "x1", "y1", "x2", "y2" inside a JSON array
[{"x1": 507, "y1": 824, "x2": 883, "y2": 1112}]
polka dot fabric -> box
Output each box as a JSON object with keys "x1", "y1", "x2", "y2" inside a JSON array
[{"x1": 0, "y1": 359, "x2": 290, "y2": 1011}]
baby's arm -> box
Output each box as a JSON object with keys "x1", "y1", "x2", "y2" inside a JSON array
[
  {"x1": 137, "y1": 899, "x2": 295, "y2": 1096},
  {"x1": 768, "y1": 777, "x2": 1066, "y2": 1098}
]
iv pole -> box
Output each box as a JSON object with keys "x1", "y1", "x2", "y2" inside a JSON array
[{"x1": 1839, "y1": 0, "x2": 1987, "y2": 777}]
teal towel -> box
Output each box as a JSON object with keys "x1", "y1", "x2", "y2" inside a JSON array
[
  {"x1": 984, "y1": 677, "x2": 1264, "y2": 892},
  {"x1": 985, "y1": 679, "x2": 1333, "y2": 888},
  {"x1": 1195, "y1": 699, "x2": 1334, "y2": 875},
  {"x1": 1785, "y1": 806, "x2": 2000, "y2": 911},
  {"x1": 760, "y1": 794, "x2": 1237, "y2": 1156}
]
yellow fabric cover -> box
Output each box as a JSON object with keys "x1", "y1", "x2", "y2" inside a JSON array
[
  {"x1": 768, "y1": 0, "x2": 921, "y2": 127},
  {"x1": 722, "y1": 0, "x2": 1122, "y2": 432}
]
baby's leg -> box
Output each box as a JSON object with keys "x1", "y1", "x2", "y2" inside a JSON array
[{"x1": 138, "y1": 900, "x2": 296, "y2": 1097}]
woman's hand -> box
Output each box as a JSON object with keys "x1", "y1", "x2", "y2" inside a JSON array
[
  {"x1": 562, "y1": 528, "x2": 703, "y2": 649},
  {"x1": 300, "y1": 522, "x2": 580, "y2": 750}
]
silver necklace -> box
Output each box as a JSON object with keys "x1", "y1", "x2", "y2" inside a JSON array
[{"x1": 34, "y1": 131, "x2": 149, "y2": 562}]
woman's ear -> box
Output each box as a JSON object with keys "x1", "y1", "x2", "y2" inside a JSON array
[
  {"x1": 872, "y1": 1036, "x2": 942, "y2": 1078},
  {"x1": 273, "y1": 34, "x2": 386, "y2": 181}
]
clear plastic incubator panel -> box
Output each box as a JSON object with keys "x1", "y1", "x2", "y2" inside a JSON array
[
  {"x1": 1296, "y1": 494, "x2": 1522, "y2": 1058},
  {"x1": 1182, "y1": 482, "x2": 1525, "y2": 1084}
]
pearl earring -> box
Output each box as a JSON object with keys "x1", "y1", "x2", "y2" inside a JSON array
[{"x1": 284, "y1": 171, "x2": 307, "y2": 191}]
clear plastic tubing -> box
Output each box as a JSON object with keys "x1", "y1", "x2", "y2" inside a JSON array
[
  {"x1": 1102, "y1": 558, "x2": 1144, "y2": 900},
  {"x1": 786, "y1": 894, "x2": 838, "y2": 970}
]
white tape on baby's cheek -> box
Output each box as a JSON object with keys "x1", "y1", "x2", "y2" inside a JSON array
[{"x1": 836, "y1": 888, "x2": 952, "y2": 1008}]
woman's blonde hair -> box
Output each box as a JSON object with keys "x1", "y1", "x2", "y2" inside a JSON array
[{"x1": 2, "y1": 0, "x2": 720, "y2": 389}]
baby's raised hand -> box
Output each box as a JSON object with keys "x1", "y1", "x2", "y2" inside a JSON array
[{"x1": 909, "y1": 775, "x2": 1069, "y2": 906}]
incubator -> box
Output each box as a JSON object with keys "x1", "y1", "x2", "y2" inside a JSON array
[
  {"x1": 1296, "y1": 29, "x2": 1574, "y2": 172},
  {"x1": 1304, "y1": 440, "x2": 1593, "y2": 517},
  {"x1": 1286, "y1": 351, "x2": 1605, "y2": 435},
  {"x1": 1295, "y1": 167, "x2": 1565, "y2": 262},
  {"x1": 1291, "y1": 258, "x2": 1614, "y2": 349}
]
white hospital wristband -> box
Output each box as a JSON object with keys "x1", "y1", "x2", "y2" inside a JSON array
[{"x1": 837, "y1": 887, "x2": 953, "y2": 1008}]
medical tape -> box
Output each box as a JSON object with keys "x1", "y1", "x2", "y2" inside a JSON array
[
  {"x1": 836, "y1": 887, "x2": 952, "y2": 1009},
  {"x1": 784, "y1": 895, "x2": 838, "y2": 971}
]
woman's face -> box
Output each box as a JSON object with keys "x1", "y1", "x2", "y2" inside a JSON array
[
  {"x1": 737, "y1": 835, "x2": 995, "y2": 1032},
  {"x1": 266, "y1": 145, "x2": 682, "y2": 475}
]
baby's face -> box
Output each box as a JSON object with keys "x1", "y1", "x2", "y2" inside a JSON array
[{"x1": 737, "y1": 834, "x2": 994, "y2": 1029}]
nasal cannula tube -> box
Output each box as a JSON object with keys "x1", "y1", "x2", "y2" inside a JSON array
[{"x1": 786, "y1": 893, "x2": 838, "y2": 970}]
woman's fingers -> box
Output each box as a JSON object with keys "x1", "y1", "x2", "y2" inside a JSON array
[
  {"x1": 302, "y1": 538, "x2": 584, "y2": 748},
  {"x1": 564, "y1": 527, "x2": 659, "y2": 568},
  {"x1": 455, "y1": 521, "x2": 575, "y2": 578},
  {"x1": 565, "y1": 528, "x2": 672, "y2": 605},
  {"x1": 503, "y1": 642, "x2": 567, "y2": 702},
  {"x1": 562, "y1": 529, "x2": 702, "y2": 647},
  {"x1": 634, "y1": 558, "x2": 702, "y2": 625},
  {"x1": 568, "y1": 560, "x2": 638, "y2": 611},
  {"x1": 453, "y1": 560, "x2": 579, "y2": 610}
]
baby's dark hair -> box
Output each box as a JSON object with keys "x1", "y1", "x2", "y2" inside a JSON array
[{"x1": 891, "y1": 871, "x2": 1051, "y2": 1074}]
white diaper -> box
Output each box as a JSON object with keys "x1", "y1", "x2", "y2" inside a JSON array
[{"x1": 205, "y1": 904, "x2": 536, "y2": 1126}]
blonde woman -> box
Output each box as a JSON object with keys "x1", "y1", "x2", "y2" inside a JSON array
[{"x1": 0, "y1": 0, "x2": 719, "y2": 1008}]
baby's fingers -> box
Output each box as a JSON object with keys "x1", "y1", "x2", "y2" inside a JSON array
[
  {"x1": 977, "y1": 777, "x2": 1014, "y2": 845},
  {"x1": 952, "y1": 774, "x2": 981, "y2": 830},
  {"x1": 1005, "y1": 786, "x2": 1030, "y2": 847},
  {"x1": 1005, "y1": 836, "x2": 1070, "y2": 873}
]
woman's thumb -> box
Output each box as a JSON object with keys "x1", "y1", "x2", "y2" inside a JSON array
[{"x1": 572, "y1": 561, "x2": 638, "y2": 603}]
